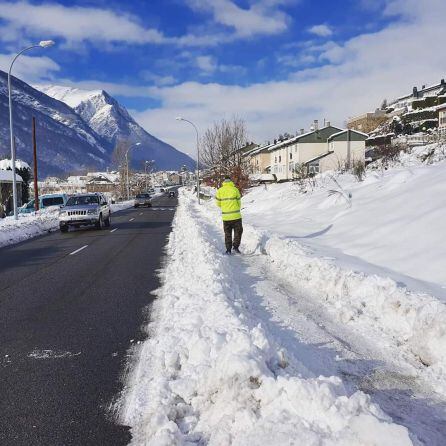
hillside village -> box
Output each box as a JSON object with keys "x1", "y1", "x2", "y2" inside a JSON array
[{"x1": 243, "y1": 77, "x2": 446, "y2": 182}]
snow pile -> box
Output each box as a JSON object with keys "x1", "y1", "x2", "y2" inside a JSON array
[
  {"x1": 0, "y1": 158, "x2": 30, "y2": 170},
  {"x1": 122, "y1": 190, "x2": 413, "y2": 446},
  {"x1": 0, "y1": 207, "x2": 59, "y2": 247},
  {"x1": 241, "y1": 229, "x2": 446, "y2": 394},
  {"x1": 0, "y1": 201, "x2": 134, "y2": 248},
  {"x1": 243, "y1": 145, "x2": 446, "y2": 289}
]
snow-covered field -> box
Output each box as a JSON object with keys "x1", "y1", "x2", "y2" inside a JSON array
[
  {"x1": 0, "y1": 200, "x2": 134, "y2": 248},
  {"x1": 122, "y1": 145, "x2": 446, "y2": 445}
]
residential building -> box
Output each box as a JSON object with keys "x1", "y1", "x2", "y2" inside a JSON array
[
  {"x1": 245, "y1": 143, "x2": 273, "y2": 174},
  {"x1": 269, "y1": 123, "x2": 344, "y2": 181},
  {"x1": 269, "y1": 124, "x2": 368, "y2": 180},
  {"x1": 347, "y1": 110, "x2": 388, "y2": 133},
  {"x1": 0, "y1": 170, "x2": 23, "y2": 216},
  {"x1": 86, "y1": 174, "x2": 117, "y2": 193},
  {"x1": 318, "y1": 130, "x2": 368, "y2": 173},
  {"x1": 389, "y1": 79, "x2": 446, "y2": 113},
  {"x1": 438, "y1": 104, "x2": 446, "y2": 136}
]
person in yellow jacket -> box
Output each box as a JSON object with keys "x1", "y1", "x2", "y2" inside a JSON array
[{"x1": 215, "y1": 176, "x2": 243, "y2": 254}]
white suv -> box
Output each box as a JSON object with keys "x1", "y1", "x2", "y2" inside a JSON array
[{"x1": 59, "y1": 193, "x2": 111, "y2": 233}]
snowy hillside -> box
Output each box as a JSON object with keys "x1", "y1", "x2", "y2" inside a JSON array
[
  {"x1": 37, "y1": 85, "x2": 195, "y2": 171},
  {"x1": 0, "y1": 70, "x2": 108, "y2": 176},
  {"x1": 242, "y1": 143, "x2": 446, "y2": 293}
]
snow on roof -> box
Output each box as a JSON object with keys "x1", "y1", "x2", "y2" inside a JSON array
[
  {"x1": 0, "y1": 170, "x2": 23, "y2": 182},
  {"x1": 268, "y1": 126, "x2": 344, "y2": 152},
  {"x1": 0, "y1": 159, "x2": 30, "y2": 170},
  {"x1": 246, "y1": 144, "x2": 273, "y2": 156}
]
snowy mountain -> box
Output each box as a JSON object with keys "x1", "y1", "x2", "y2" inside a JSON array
[
  {"x1": 0, "y1": 70, "x2": 109, "y2": 176},
  {"x1": 37, "y1": 85, "x2": 195, "y2": 171}
]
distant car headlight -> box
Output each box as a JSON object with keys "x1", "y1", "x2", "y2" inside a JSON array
[{"x1": 87, "y1": 208, "x2": 99, "y2": 215}]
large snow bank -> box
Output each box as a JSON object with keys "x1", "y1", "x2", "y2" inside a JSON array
[
  {"x1": 243, "y1": 143, "x2": 446, "y2": 289},
  {"x1": 231, "y1": 145, "x2": 446, "y2": 394},
  {"x1": 122, "y1": 190, "x2": 413, "y2": 446},
  {"x1": 0, "y1": 207, "x2": 60, "y2": 248},
  {"x1": 241, "y1": 228, "x2": 446, "y2": 395}
]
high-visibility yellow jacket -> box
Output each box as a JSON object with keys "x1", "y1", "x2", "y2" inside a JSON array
[{"x1": 215, "y1": 181, "x2": 242, "y2": 221}]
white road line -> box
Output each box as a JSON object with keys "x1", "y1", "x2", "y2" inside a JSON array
[
  {"x1": 139, "y1": 212, "x2": 143, "y2": 216},
  {"x1": 129, "y1": 218, "x2": 135, "y2": 222},
  {"x1": 69, "y1": 245, "x2": 88, "y2": 256},
  {"x1": 110, "y1": 228, "x2": 118, "y2": 233}
]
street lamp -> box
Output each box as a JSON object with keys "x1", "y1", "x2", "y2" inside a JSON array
[
  {"x1": 125, "y1": 142, "x2": 141, "y2": 199},
  {"x1": 176, "y1": 116, "x2": 200, "y2": 204},
  {"x1": 8, "y1": 40, "x2": 55, "y2": 220}
]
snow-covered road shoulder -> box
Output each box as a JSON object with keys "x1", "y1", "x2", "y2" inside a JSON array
[{"x1": 121, "y1": 190, "x2": 413, "y2": 446}]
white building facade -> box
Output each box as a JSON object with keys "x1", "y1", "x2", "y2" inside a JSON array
[{"x1": 269, "y1": 126, "x2": 367, "y2": 180}]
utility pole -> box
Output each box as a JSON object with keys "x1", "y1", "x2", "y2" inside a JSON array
[
  {"x1": 32, "y1": 117, "x2": 39, "y2": 211},
  {"x1": 346, "y1": 128, "x2": 351, "y2": 170}
]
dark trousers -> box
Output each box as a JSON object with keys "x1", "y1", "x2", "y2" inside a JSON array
[{"x1": 223, "y1": 219, "x2": 243, "y2": 251}]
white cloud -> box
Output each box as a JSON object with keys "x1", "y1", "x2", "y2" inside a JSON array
[
  {"x1": 196, "y1": 55, "x2": 218, "y2": 74},
  {"x1": 0, "y1": 0, "x2": 292, "y2": 48},
  {"x1": 186, "y1": 0, "x2": 291, "y2": 37},
  {"x1": 140, "y1": 72, "x2": 178, "y2": 87},
  {"x1": 308, "y1": 24, "x2": 333, "y2": 37},
  {"x1": 130, "y1": 0, "x2": 446, "y2": 157},
  {"x1": 0, "y1": 1, "x2": 169, "y2": 46},
  {"x1": 0, "y1": 53, "x2": 60, "y2": 81}
]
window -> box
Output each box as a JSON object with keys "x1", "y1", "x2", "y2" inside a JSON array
[
  {"x1": 42, "y1": 196, "x2": 64, "y2": 207},
  {"x1": 66, "y1": 195, "x2": 99, "y2": 206},
  {"x1": 308, "y1": 162, "x2": 320, "y2": 174},
  {"x1": 279, "y1": 155, "x2": 281, "y2": 162},
  {"x1": 290, "y1": 152, "x2": 293, "y2": 160},
  {"x1": 275, "y1": 156, "x2": 277, "y2": 163}
]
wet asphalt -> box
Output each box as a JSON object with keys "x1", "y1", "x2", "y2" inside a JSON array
[{"x1": 0, "y1": 194, "x2": 177, "y2": 446}]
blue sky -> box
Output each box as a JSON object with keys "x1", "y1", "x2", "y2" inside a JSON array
[{"x1": 0, "y1": 0, "x2": 445, "y2": 156}]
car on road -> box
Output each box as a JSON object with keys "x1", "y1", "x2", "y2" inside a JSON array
[
  {"x1": 18, "y1": 193, "x2": 68, "y2": 214},
  {"x1": 168, "y1": 191, "x2": 175, "y2": 198},
  {"x1": 134, "y1": 193, "x2": 152, "y2": 208},
  {"x1": 59, "y1": 193, "x2": 111, "y2": 233}
]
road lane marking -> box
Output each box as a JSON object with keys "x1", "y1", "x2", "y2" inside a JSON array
[
  {"x1": 129, "y1": 218, "x2": 135, "y2": 222},
  {"x1": 69, "y1": 245, "x2": 88, "y2": 256},
  {"x1": 28, "y1": 349, "x2": 81, "y2": 359},
  {"x1": 110, "y1": 228, "x2": 118, "y2": 233},
  {"x1": 139, "y1": 212, "x2": 143, "y2": 215}
]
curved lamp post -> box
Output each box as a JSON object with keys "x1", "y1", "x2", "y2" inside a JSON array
[
  {"x1": 8, "y1": 40, "x2": 55, "y2": 220},
  {"x1": 125, "y1": 142, "x2": 141, "y2": 199},
  {"x1": 176, "y1": 117, "x2": 200, "y2": 204}
]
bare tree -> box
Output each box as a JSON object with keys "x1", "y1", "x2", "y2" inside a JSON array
[
  {"x1": 201, "y1": 117, "x2": 250, "y2": 191},
  {"x1": 111, "y1": 139, "x2": 132, "y2": 199}
]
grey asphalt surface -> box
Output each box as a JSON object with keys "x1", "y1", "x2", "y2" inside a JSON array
[{"x1": 0, "y1": 193, "x2": 178, "y2": 446}]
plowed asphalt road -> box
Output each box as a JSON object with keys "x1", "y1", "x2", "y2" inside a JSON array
[{"x1": 0, "y1": 193, "x2": 178, "y2": 446}]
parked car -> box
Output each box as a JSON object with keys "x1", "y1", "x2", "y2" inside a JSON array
[
  {"x1": 134, "y1": 193, "x2": 152, "y2": 208},
  {"x1": 19, "y1": 193, "x2": 68, "y2": 214},
  {"x1": 59, "y1": 193, "x2": 111, "y2": 233}
]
